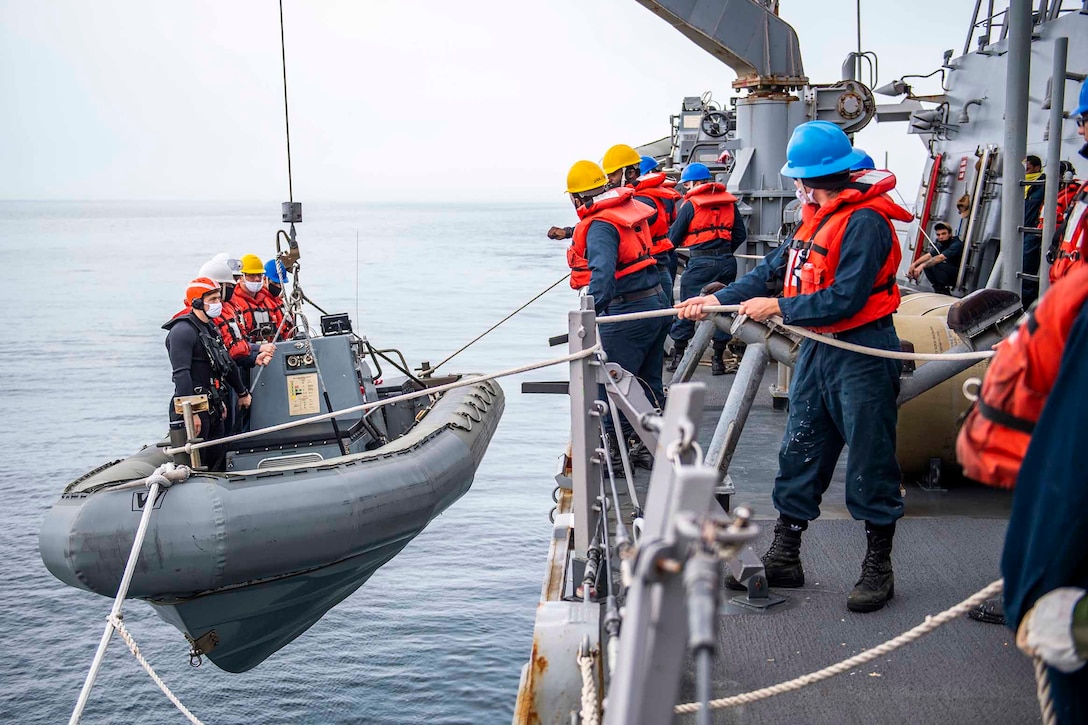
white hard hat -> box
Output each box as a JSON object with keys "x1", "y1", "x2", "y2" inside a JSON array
[{"x1": 198, "y1": 257, "x2": 236, "y2": 284}]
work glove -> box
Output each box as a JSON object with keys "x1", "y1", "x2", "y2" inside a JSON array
[
  {"x1": 1016, "y1": 587, "x2": 1087, "y2": 673},
  {"x1": 547, "y1": 226, "x2": 570, "y2": 240}
]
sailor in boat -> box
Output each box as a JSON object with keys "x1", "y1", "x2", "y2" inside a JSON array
[
  {"x1": 602, "y1": 143, "x2": 681, "y2": 305},
  {"x1": 263, "y1": 257, "x2": 296, "y2": 339},
  {"x1": 906, "y1": 221, "x2": 964, "y2": 295},
  {"x1": 676, "y1": 120, "x2": 912, "y2": 613},
  {"x1": 665, "y1": 162, "x2": 747, "y2": 377},
  {"x1": 233, "y1": 253, "x2": 285, "y2": 344},
  {"x1": 163, "y1": 276, "x2": 252, "y2": 468},
  {"x1": 197, "y1": 255, "x2": 275, "y2": 432},
  {"x1": 564, "y1": 159, "x2": 669, "y2": 470}
]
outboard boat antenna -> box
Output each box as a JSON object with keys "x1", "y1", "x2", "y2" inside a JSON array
[{"x1": 278, "y1": 0, "x2": 302, "y2": 271}]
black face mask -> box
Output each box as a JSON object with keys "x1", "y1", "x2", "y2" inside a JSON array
[
  {"x1": 223, "y1": 283, "x2": 235, "y2": 303},
  {"x1": 269, "y1": 283, "x2": 282, "y2": 298},
  {"x1": 1079, "y1": 141, "x2": 1088, "y2": 160}
]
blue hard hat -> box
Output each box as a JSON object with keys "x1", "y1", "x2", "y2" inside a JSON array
[
  {"x1": 780, "y1": 121, "x2": 867, "y2": 179},
  {"x1": 680, "y1": 162, "x2": 712, "y2": 183},
  {"x1": 850, "y1": 151, "x2": 876, "y2": 171},
  {"x1": 264, "y1": 258, "x2": 289, "y2": 284},
  {"x1": 1074, "y1": 79, "x2": 1088, "y2": 118},
  {"x1": 639, "y1": 155, "x2": 660, "y2": 175}
]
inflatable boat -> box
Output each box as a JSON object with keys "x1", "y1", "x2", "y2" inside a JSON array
[{"x1": 39, "y1": 330, "x2": 504, "y2": 672}]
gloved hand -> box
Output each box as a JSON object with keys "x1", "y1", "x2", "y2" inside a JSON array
[
  {"x1": 547, "y1": 226, "x2": 570, "y2": 240},
  {"x1": 1016, "y1": 587, "x2": 1087, "y2": 673},
  {"x1": 701, "y1": 281, "x2": 727, "y2": 295}
]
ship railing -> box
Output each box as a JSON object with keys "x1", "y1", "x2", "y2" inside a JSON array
[{"x1": 962, "y1": 0, "x2": 1080, "y2": 57}]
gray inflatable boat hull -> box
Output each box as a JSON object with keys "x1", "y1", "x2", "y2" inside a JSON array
[{"x1": 39, "y1": 379, "x2": 503, "y2": 672}]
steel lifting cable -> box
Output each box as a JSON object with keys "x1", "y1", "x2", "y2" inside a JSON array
[
  {"x1": 278, "y1": 0, "x2": 293, "y2": 204},
  {"x1": 423, "y1": 272, "x2": 572, "y2": 375}
]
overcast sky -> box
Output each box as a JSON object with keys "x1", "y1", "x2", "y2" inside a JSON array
[{"x1": 0, "y1": 0, "x2": 970, "y2": 202}]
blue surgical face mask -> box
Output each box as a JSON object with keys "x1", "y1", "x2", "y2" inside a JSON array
[{"x1": 205, "y1": 301, "x2": 223, "y2": 318}]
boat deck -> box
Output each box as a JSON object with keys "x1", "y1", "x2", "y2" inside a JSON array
[{"x1": 619, "y1": 359, "x2": 1037, "y2": 724}]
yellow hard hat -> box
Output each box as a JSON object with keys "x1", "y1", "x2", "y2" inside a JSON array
[
  {"x1": 240, "y1": 254, "x2": 264, "y2": 275},
  {"x1": 601, "y1": 144, "x2": 642, "y2": 174},
  {"x1": 566, "y1": 160, "x2": 608, "y2": 195}
]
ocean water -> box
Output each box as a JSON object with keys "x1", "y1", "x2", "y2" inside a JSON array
[{"x1": 0, "y1": 201, "x2": 578, "y2": 724}]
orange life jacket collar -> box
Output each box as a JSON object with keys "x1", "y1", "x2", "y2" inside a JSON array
[{"x1": 567, "y1": 187, "x2": 656, "y2": 289}]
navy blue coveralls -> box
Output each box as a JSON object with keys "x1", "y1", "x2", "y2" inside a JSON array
[
  {"x1": 1003, "y1": 303, "x2": 1088, "y2": 724},
  {"x1": 668, "y1": 199, "x2": 748, "y2": 345},
  {"x1": 633, "y1": 191, "x2": 679, "y2": 305},
  {"x1": 713, "y1": 209, "x2": 903, "y2": 527},
  {"x1": 585, "y1": 219, "x2": 671, "y2": 435},
  {"x1": 1022, "y1": 175, "x2": 1046, "y2": 307},
  {"x1": 922, "y1": 234, "x2": 965, "y2": 293}
]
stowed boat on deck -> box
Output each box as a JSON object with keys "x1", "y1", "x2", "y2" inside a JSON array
[{"x1": 40, "y1": 329, "x2": 504, "y2": 673}]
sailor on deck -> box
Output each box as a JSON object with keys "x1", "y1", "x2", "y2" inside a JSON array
[
  {"x1": 602, "y1": 143, "x2": 681, "y2": 305},
  {"x1": 564, "y1": 159, "x2": 669, "y2": 468},
  {"x1": 1047, "y1": 83, "x2": 1088, "y2": 285},
  {"x1": 906, "y1": 221, "x2": 964, "y2": 295},
  {"x1": 163, "y1": 277, "x2": 252, "y2": 464},
  {"x1": 676, "y1": 120, "x2": 911, "y2": 613},
  {"x1": 666, "y1": 162, "x2": 748, "y2": 376}
]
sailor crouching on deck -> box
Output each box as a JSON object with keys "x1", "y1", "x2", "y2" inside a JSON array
[
  {"x1": 565, "y1": 159, "x2": 670, "y2": 470},
  {"x1": 164, "y1": 277, "x2": 252, "y2": 466},
  {"x1": 675, "y1": 121, "x2": 913, "y2": 613}
]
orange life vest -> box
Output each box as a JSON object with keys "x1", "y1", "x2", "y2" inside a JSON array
[
  {"x1": 234, "y1": 284, "x2": 287, "y2": 342},
  {"x1": 217, "y1": 301, "x2": 253, "y2": 361},
  {"x1": 680, "y1": 183, "x2": 737, "y2": 248},
  {"x1": 567, "y1": 187, "x2": 656, "y2": 290},
  {"x1": 956, "y1": 264, "x2": 1088, "y2": 488},
  {"x1": 1047, "y1": 185, "x2": 1088, "y2": 284},
  {"x1": 783, "y1": 169, "x2": 911, "y2": 334},
  {"x1": 631, "y1": 173, "x2": 681, "y2": 257}
]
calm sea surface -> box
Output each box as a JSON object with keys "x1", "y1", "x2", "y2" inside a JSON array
[{"x1": 0, "y1": 200, "x2": 578, "y2": 724}]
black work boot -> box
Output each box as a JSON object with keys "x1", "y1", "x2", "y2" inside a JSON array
[
  {"x1": 725, "y1": 518, "x2": 805, "y2": 590},
  {"x1": 626, "y1": 436, "x2": 654, "y2": 470},
  {"x1": 665, "y1": 342, "x2": 687, "y2": 373},
  {"x1": 602, "y1": 433, "x2": 627, "y2": 477},
  {"x1": 711, "y1": 341, "x2": 730, "y2": 376},
  {"x1": 967, "y1": 596, "x2": 1006, "y2": 625},
  {"x1": 848, "y1": 523, "x2": 895, "y2": 613}
]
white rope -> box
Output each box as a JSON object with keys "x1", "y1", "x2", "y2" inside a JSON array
[
  {"x1": 577, "y1": 649, "x2": 601, "y2": 725},
  {"x1": 69, "y1": 464, "x2": 193, "y2": 725},
  {"x1": 1034, "y1": 657, "x2": 1058, "y2": 725},
  {"x1": 674, "y1": 579, "x2": 1003, "y2": 715},
  {"x1": 767, "y1": 318, "x2": 996, "y2": 362},
  {"x1": 166, "y1": 344, "x2": 602, "y2": 456},
  {"x1": 108, "y1": 615, "x2": 204, "y2": 725},
  {"x1": 598, "y1": 306, "x2": 995, "y2": 362}
]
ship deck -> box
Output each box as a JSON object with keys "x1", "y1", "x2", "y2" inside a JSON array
[{"x1": 619, "y1": 359, "x2": 1037, "y2": 724}]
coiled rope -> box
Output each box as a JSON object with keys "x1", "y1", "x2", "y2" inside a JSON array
[{"x1": 674, "y1": 579, "x2": 1003, "y2": 715}]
